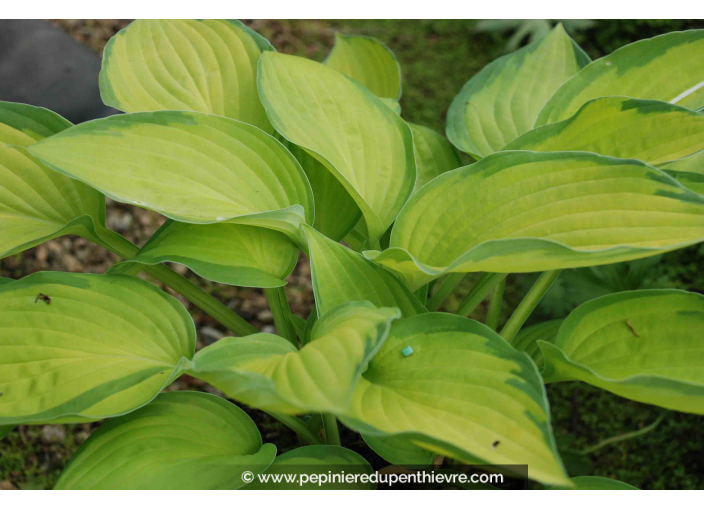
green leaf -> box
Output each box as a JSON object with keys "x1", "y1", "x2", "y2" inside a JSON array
[
  {"x1": 512, "y1": 319, "x2": 563, "y2": 368},
  {"x1": 324, "y1": 33, "x2": 402, "y2": 100},
  {"x1": 380, "y1": 98, "x2": 402, "y2": 115},
  {"x1": 537, "y1": 30, "x2": 704, "y2": 126},
  {"x1": 0, "y1": 103, "x2": 105, "y2": 259},
  {"x1": 505, "y1": 97, "x2": 704, "y2": 166},
  {"x1": 0, "y1": 100, "x2": 72, "y2": 147},
  {"x1": 659, "y1": 149, "x2": 704, "y2": 194},
  {"x1": 112, "y1": 220, "x2": 298, "y2": 288},
  {"x1": 55, "y1": 392, "x2": 276, "y2": 489},
  {"x1": 243, "y1": 445, "x2": 375, "y2": 490},
  {"x1": 258, "y1": 51, "x2": 416, "y2": 246},
  {"x1": 28, "y1": 111, "x2": 314, "y2": 245},
  {"x1": 0, "y1": 425, "x2": 13, "y2": 439},
  {"x1": 446, "y1": 24, "x2": 590, "y2": 159},
  {"x1": 0, "y1": 272, "x2": 195, "y2": 425},
  {"x1": 362, "y1": 434, "x2": 433, "y2": 468},
  {"x1": 284, "y1": 141, "x2": 360, "y2": 242},
  {"x1": 190, "y1": 302, "x2": 400, "y2": 414},
  {"x1": 100, "y1": 20, "x2": 274, "y2": 133},
  {"x1": 540, "y1": 289, "x2": 704, "y2": 414},
  {"x1": 367, "y1": 151, "x2": 704, "y2": 290},
  {"x1": 339, "y1": 313, "x2": 570, "y2": 486},
  {"x1": 550, "y1": 476, "x2": 638, "y2": 490},
  {"x1": 409, "y1": 123, "x2": 462, "y2": 192},
  {"x1": 304, "y1": 226, "x2": 426, "y2": 318}
]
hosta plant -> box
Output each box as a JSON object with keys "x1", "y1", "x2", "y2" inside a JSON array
[{"x1": 2, "y1": 20, "x2": 704, "y2": 490}]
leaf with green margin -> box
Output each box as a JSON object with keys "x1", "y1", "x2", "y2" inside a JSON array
[
  {"x1": 0, "y1": 276, "x2": 14, "y2": 285},
  {"x1": 540, "y1": 289, "x2": 704, "y2": 414},
  {"x1": 338, "y1": 313, "x2": 570, "y2": 487},
  {"x1": 111, "y1": 220, "x2": 298, "y2": 288},
  {"x1": 28, "y1": 111, "x2": 314, "y2": 246},
  {"x1": 362, "y1": 434, "x2": 434, "y2": 468},
  {"x1": 242, "y1": 445, "x2": 375, "y2": 490},
  {"x1": 366, "y1": 151, "x2": 704, "y2": 290},
  {"x1": 190, "y1": 302, "x2": 400, "y2": 414},
  {"x1": 304, "y1": 225, "x2": 426, "y2": 318},
  {"x1": 324, "y1": 33, "x2": 402, "y2": 100},
  {"x1": 549, "y1": 476, "x2": 638, "y2": 490},
  {"x1": 536, "y1": 30, "x2": 704, "y2": 126},
  {"x1": 409, "y1": 123, "x2": 462, "y2": 192},
  {"x1": 505, "y1": 97, "x2": 704, "y2": 166},
  {"x1": 283, "y1": 141, "x2": 360, "y2": 242},
  {"x1": 0, "y1": 100, "x2": 72, "y2": 147},
  {"x1": 258, "y1": 51, "x2": 416, "y2": 246},
  {"x1": 512, "y1": 319, "x2": 563, "y2": 368},
  {"x1": 54, "y1": 392, "x2": 276, "y2": 489},
  {"x1": 380, "y1": 98, "x2": 402, "y2": 115},
  {"x1": 0, "y1": 272, "x2": 195, "y2": 425},
  {"x1": 0, "y1": 103, "x2": 105, "y2": 259},
  {"x1": 100, "y1": 20, "x2": 274, "y2": 133},
  {"x1": 659, "y1": 149, "x2": 704, "y2": 194},
  {"x1": 446, "y1": 24, "x2": 590, "y2": 159}
]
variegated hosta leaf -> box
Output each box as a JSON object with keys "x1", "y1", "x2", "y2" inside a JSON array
[
  {"x1": 304, "y1": 226, "x2": 426, "y2": 318},
  {"x1": 258, "y1": 52, "x2": 416, "y2": 246},
  {"x1": 505, "y1": 97, "x2": 704, "y2": 166},
  {"x1": 324, "y1": 33, "x2": 402, "y2": 100},
  {"x1": 100, "y1": 19, "x2": 274, "y2": 133},
  {"x1": 512, "y1": 319, "x2": 563, "y2": 368},
  {"x1": 55, "y1": 392, "x2": 276, "y2": 489},
  {"x1": 112, "y1": 220, "x2": 298, "y2": 288},
  {"x1": 284, "y1": 141, "x2": 360, "y2": 242},
  {"x1": 540, "y1": 290, "x2": 704, "y2": 414},
  {"x1": 0, "y1": 100, "x2": 72, "y2": 147},
  {"x1": 537, "y1": 30, "x2": 704, "y2": 125},
  {"x1": 339, "y1": 313, "x2": 570, "y2": 487},
  {"x1": 409, "y1": 123, "x2": 462, "y2": 192},
  {"x1": 380, "y1": 98, "x2": 402, "y2": 115},
  {"x1": 28, "y1": 111, "x2": 314, "y2": 245},
  {"x1": 446, "y1": 24, "x2": 590, "y2": 159},
  {"x1": 659, "y1": 149, "x2": 704, "y2": 195},
  {"x1": 0, "y1": 273, "x2": 195, "y2": 425},
  {"x1": 0, "y1": 103, "x2": 104, "y2": 259},
  {"x1": 367, "y1": 151, "x2": 704, "y2": 290},
  {"x1": 190, "y1": 302, "x2": 400, "y2": 414},
  {"x1": 243, "y1": 445, "x2": 374, "y2": 490},
  {"x1": 550, "y1": 476, "x2": 638, "y2": 490}
]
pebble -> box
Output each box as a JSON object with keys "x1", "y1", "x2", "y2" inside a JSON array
[{"x1": 40, "y1": 424, "x2": 66, "y2": 444}]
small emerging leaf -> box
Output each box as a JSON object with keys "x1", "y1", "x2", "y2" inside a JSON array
[
  {"x1": 409, "y1": 123, "x2": 462, "y2": 192},
  {"x1": 55, "y1": 392, "x2": 276, "y2": 489}
]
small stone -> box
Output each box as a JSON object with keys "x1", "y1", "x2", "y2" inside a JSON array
[
  {"x1": 0, "y1": 480, "x2": 17, "y2": 490},
  {"x1": 199, "y1": 326, "x2": 225, "y2": 342},
  {"x1": 402, "y1": 346, "x2": 414, "y2": 357},
  {"x1": 257, "y1": 310, "x2": 274, "y2": 322},
  {"x1": 262, "y1": 325, "x2": 276, "y2": 334},
  {"x1": 40, "y1": 424, "x2": 66, "y2": 444}
]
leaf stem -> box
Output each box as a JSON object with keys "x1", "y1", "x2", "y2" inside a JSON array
[
  {"x1": 427, "y1": 273, "x2": 465, "y2": 311},
  {"x1": 93, "y1": 226, "x2": 257, "y2": 336},
  {"x1": 456, "y1": 273, "x2": 507, "y2": 317},
  {"x1": 266, "y1": 412, "x2": 324, "y2": 446},
  {"x1": 502, "y1": 270, "x2": 561, "y2": 343},
  {"x1": 485, "y1": 278, "x2": 505, "y2": 331},
  {"x1": 322, "y1": 413, "x2": 341, "y2": 446},
  {"x1": 264, "y1": 287, "x2": 298, "y2": 347},
  {"x1": 580, "y1": 412, "x2": 668, "y2": 454}
]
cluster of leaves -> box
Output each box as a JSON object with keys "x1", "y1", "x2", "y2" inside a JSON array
[{"x1": 1, "y1": 19, "x2": 704, "y2": 490}]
